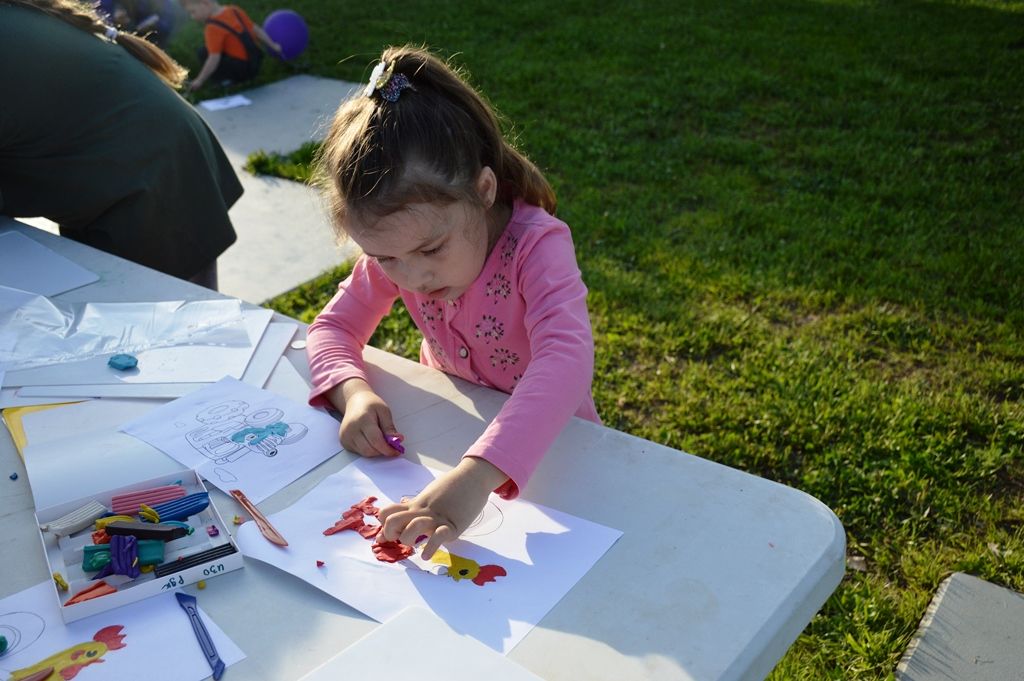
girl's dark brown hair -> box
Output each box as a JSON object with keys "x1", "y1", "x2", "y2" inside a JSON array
[
  {"x1": 317, "y1": 45, "x2": 556, "y2": 235},
  {"x1": 3, "y1": 0, "x2": 186, "y2": 88}
]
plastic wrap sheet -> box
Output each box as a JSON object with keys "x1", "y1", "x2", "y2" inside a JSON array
[{"x1": 0, "y1": 285, "x2": 249, "y2": 371}]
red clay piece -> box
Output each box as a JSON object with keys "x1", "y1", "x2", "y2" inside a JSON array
[
  {"x1": 372, "y1": 540, "x2": 414, "y2": 563},
  {"x1": 64, "y1": 580, "x2": 116, "y2": 605},
  {"x1": 316, "y1": 560, "x2": 325, "y2": 568},
  {"x1": 323, "y1": 515, "x2": 365, "y2": 536},
  {"x1": 358, "y1": 524, "x2": 381, "y2": 539}
]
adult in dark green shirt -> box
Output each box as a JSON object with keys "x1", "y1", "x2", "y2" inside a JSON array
[{"x1": 0, "y1": 0, "x2": 242, "y2": 289}]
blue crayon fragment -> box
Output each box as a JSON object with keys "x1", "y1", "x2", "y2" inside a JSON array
[{"x1": 108, "y1": 353, "x2": 138, "y2": 370}]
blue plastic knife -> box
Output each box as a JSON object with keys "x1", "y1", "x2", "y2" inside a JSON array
[{"x1": 176, "y1": 591, "x2": 226, "y2": 680}]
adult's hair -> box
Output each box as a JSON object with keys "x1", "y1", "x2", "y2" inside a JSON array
[
  {"x1": 317, "y1": 44, "x2": 556, "y2": 234},
  {"x1": 2, "y1": 0, "x2": 186, "y2": 88}
]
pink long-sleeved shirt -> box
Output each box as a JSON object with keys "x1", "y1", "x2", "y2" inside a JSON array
[{"x1": 306, "y1": 200, "x2": 600, "y2": 498}]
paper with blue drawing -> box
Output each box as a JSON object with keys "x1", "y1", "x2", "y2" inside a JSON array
[
  {"x1": 234, "y1": 457, "x2": 623, "y2": 654},
  {"x1": 120, "y1": 377, "x2": 342, "y2": 503}
]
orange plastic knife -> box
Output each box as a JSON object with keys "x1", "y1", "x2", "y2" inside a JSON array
[{"x1": 229, "y1": 489, "x2": 288, "y2": 546}]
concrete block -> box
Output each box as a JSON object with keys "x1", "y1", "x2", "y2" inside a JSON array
[{"x1": 896, "y1": 572, "x2": 1024, "y2": 680}]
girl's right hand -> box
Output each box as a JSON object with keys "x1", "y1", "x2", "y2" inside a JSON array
[{"x1": 335, "y1": 379, "x2": 402, "y2": 458}]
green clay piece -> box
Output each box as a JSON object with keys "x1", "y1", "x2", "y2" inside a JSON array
[
  {"x1": 82, "y1": 544, "x2": 111, "y2": 572},
  {"x1": 107, "y1": 353, "x2": 138, "y2": 370},
  {"x1": 83, "y1": 539, "x2": 166, "y2": 572},
  {"x1": 0, "y1": 634, "x2": 8, "y2": 655}
]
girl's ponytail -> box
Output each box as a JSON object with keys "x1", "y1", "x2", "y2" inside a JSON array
[
  {"x1": 3, "y1": 0, "x2": 186, "y2": 88},
  {"x1": 319, "y1": 45, "x2": 557, "y2": 232}
]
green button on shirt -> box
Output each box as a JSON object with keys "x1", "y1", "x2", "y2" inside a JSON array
[{"x1": 0, "y1": 5, "x2": 242, "y2": 280}]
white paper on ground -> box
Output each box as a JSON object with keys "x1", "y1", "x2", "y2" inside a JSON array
[
  {"x1": 299, "y1": 607, "x2": 542, "y2": 681},
  {"x1": 0, "y1": 582, "x2": 244, "y2": 681},
  {"x1": 23, "y1": 428, "x2": 187, "y2": 509},
  {"x1": 0, "y1": 231, "x2": 99, "y2": 296},
  {"x1": 198, "y1": 94, "x2": 252, "y2": 111},
  {"x1": 4, "y1": 308, "x2": 273, "y2": 387},
  {"x1": 15, "y1": 320, "x2": 297, "y2": 399},
  {"x1": 120, "y1": 377, "x2": 341, "y2": 503},
  {"x1": 235, "y1": 457, "x2": 623, "y2": 654}
]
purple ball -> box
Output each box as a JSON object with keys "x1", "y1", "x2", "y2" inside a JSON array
[{"x1": 263, "y1": 9, "x2": 308, "y2": 60}]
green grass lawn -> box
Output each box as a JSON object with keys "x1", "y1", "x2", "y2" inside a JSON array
[{"x1": 169, "y1": 1, "x2": 1024, "y2": 677}]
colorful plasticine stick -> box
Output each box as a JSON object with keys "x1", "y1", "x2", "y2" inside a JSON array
[
  {"x1": 40, "y1": 500, "x2": 109, "y2": 537},
  {"x1": 105, "y1": 520, "x2": 190, "y2": 542},
  {"x1": 153, "y1": 543, "x2": 238, "y2": 578},
  {"x1": 110, "y1": 484, "x2": 185, "y2": 514},
  {"x1": 143, "y1": 492, "x2": 210, "y2": 522}
]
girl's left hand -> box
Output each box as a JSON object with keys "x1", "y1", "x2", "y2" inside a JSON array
[{"x1": 378, "y1": 457, "x2": 508, "y2": 559}]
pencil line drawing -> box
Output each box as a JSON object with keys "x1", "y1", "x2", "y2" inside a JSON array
[
  {"x1": 0, "y1": 611, "x2": 45, "y2": 666},
  {"x1": 185, "y1": 400, "x2": 308, "y2": 465}
]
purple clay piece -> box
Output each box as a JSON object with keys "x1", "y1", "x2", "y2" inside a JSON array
[
  {"x1": 94, "y1": 535, "x2": 141, "y2": 579},
  {"x1": 206, "y1": 525, "x2": 220, "y2": 537},
  {"x1": 384, "y1": 434, "x2": 405, "y2": 454}
]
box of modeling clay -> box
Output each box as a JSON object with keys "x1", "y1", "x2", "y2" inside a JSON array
[{"x1": 34, "y1": 469, "x2": 243, "y2": 623}]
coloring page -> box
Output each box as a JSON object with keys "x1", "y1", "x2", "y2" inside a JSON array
[
  {"x1": 0, "y1": 582, "x2": 243, "y2": 681},
  {"x1": 120, "y1": 377, "x2": 342, "y2": 503},
  {"x1": 234, "y1": 457, "x2": 622, "y2": 654}
]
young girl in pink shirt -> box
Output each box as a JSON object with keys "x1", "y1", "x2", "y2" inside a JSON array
[{"x1": 306, "y1": 45, "x2": 600, "y2": 559}]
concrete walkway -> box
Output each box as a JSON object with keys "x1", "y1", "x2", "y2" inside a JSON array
[{"x1": 196, "y1": 74, "x2": 361, "y2": 304}]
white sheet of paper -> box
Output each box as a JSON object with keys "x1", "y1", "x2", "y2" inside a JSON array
[
  {"x1": 198, "y1": 94, "x2": 253, "y2": 111},
  {"x1": 119, "y1": 377, "x2": 342, "y2": 503},
  {"x1": 0, "y1": 231, "x2": 99, "y2": 296},
  {"x1": 299, "y1": 607, "x2": 542, "y2": 681},
  {"x1": 263, "y1": 355, "x2": 312, "y2": 403},
  {"x1": 4, "y1": 308, "x2": 273, "y2": 387},
  {"x1": 21, "y1": 398, "x2": 159, "y2": 449},
  {"x1": 15, "y1": 320, "x2": 296, "y2": 399},
  {"x1": 23, "y1": 428, "x2": 187, "y2": 509},
  {"x1": 235, "y1": 457, "x2": 623, "y2": 654},
  {"x1": 0, "y1": 387, "x2": 75, "y2": 407},
  {"x1": 0, "y1": 582, "x2": 244, "y2": 681}
]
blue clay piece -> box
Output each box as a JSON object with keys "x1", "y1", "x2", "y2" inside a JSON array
[
  {"x1": 108, "y1": 353, "x2": 138, "y2": 370},
  {"x1": 9, "y1": 472, "x2": 17, "y2": 481},
  {"x1": 146, "y1": 492, "x2": 210, "y2": 522}
]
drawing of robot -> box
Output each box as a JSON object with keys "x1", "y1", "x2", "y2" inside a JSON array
[{"x1": 186, "y1": 400, "x2": 308, "y2": 465}]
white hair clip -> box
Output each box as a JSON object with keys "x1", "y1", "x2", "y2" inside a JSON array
[
  {"x1": 364, "y1": 61, "x2": 413, "y2": 102},
  {"x1": 364, "y1": 61, "x2": 390, "y2": 97}
]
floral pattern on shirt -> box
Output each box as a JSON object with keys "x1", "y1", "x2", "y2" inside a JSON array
[
  {"x1": 426, "y1": 337, "x2": 450, "y2": 371},
  {"x1": 419, "y1": 300, "x2": 445, "y2": 330},
  {"x1": 475, "y1": 314, "x2": 504, "y2": 344},
  {"x1": 500, "y1": 234, "x2": 519, "y2": 265},
  {"x1": 485, "y1": 273, "x2": 511, "y2": 302},
  {"x1": 489, "y1": 347, "x2": 520, "y2": 370}
]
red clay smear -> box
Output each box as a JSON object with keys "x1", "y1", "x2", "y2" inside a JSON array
[{"x1": 372, "y1": 540, "x2": 414, "y2": 563}]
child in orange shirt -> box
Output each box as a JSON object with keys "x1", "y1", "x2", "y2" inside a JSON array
[{"x1": 181, "y1": 0, "x2": 281, "y2": 91}]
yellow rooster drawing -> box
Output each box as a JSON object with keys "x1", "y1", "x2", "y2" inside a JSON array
[
  {"x1": 430, "y1": 549, "x2": 507, "y2": 585},
  {"x1": 9, "y1": 625, "x2": 126, "y2": 681}
]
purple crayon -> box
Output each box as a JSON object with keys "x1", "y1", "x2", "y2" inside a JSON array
[{"x1": 384, "y1": 434, "x2": 405, "y2": 454}]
